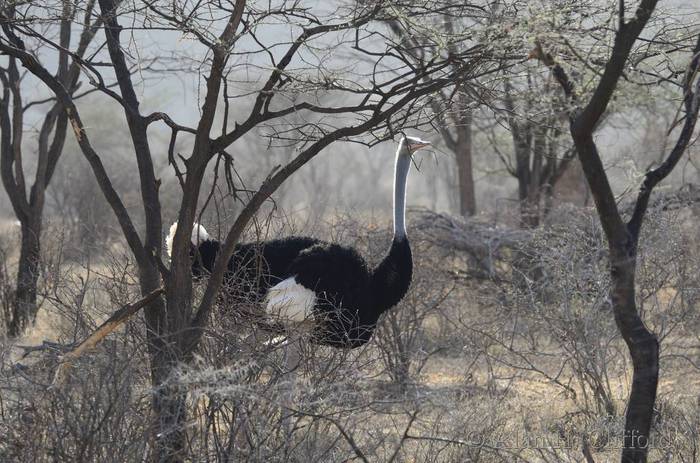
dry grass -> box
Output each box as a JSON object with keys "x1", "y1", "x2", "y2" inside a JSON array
[{"x1": 0, "y1": 208, "x2": 699, "y2": 462}]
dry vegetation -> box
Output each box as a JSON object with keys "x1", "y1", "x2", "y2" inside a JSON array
[
  {"x1": 1, "y1": 203, "x2": 699, "y2": 462},
  {"x1": 0, "y1": 2, "x2": 698, "y2": 461}
]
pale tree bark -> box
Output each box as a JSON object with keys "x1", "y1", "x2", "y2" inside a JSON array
[
  {"x1": 535, "y1": 3, "x2": 700, "y2": 461},
  {"x1": 454, "y1": 110, "x2": 476, "y2": 216}
]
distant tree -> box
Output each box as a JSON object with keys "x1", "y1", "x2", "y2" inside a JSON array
[
  {"x1": 48, "y1": 121, "x2": 139, "y2": 253},
  {"x1": 483, "y1": 0, "x2": 685, "y2": 229},
  {"x1": 500, "y1": 70, "x2": 575, "y2": 228},
  {"x1": 387, "y1": 8, "x2": 495, "y2": 216},
  {"x1": 0, "y1": 1, "x2": 100, "y2": 336},
  {"x1": 534, "y1": 1, "x2": 700, "y2": 460}
]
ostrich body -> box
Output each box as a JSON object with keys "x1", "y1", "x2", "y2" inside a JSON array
[{"x1": 166, "y1": 136, "x2": 429, "y2": 348}]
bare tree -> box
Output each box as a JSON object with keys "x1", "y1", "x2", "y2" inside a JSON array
[
  {"x1": 500, "y1": 72, "x2": 574, "y2": 228},
  {"x1": 533, "y1": 2, "x2": 700, "y2": 461},
  {"x1": 0, "y1": 0, "x2": 500, "y2": 459},
  {"x1": 387, "y1": 6, "x2": 501, "y2": 216},
  {"x1": 0, "y1": 1, "x2": 100, "y2": 336}
]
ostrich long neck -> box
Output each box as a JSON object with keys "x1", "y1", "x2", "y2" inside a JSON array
[
  {"x1": 368, "y1": 145, "x2": 413, "y2": 320},
  {"x1": 393, "y1": 148, "x2": 411, "y2": 239}
]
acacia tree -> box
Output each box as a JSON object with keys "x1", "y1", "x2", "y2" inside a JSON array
[
  {"x1": 534, "y1": 1, "x2": 700, "y2": 461},
  {"x1": 386, "y1": 7, "x2": 500, "y2": 217},
  {"x1": 480, "y1": 0, "x2": 682, "y2": 229},
  {"x1": 499, "y1": 71, "x2": 574, "y2": 228},
  {"x1": 0, "y1": 1, "x2": 101, "y2": 336},
  {"x1": 480, "y1": 1, "x2": 626, "y2": 228},
  {"x1": 0, "y1": 0, "x2": 498, "y2": 460}
]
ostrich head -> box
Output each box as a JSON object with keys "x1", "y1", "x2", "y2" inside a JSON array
[
  {"x1": 400, "y1": 135, "x2": 431, "y2": 155},
  {"x1": 392, "y1": 135, "x2": 430, "y2": 240}
]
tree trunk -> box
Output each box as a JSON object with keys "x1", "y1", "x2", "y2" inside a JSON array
[
  {"x1": 136, "y1": 260, "x2": 190, "y2": 463},
  {"x1": 610, "y1": 247, "x2": 659, "y2": 463},
  {"x1": 151, "y1": 352, "x2": 188, "y2": 463},
  {"x1": 511, "y1": 122, "x2": 536, "y2": 228},
  {"x1": 455, "y1": 112, "x2": 476, "y2": 216},
  {"x1": 146, "y1": 295, "x2": 189, "y2": 463},
  {"x1": 9, "y1": 219, "x2": 41, "y2": 336},
  {"x1": 519, "y1": 195, "x2": 540, "y2": 229},
  {"x1": 523, "y1": 125, "x2": 546, "y2": 228},
  {"x1": 531, "y1": 7, "x2": 695, "y2": 462}
]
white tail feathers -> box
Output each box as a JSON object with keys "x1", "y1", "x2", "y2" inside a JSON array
[
  {"x1": 191, "y1": 222, "x2": 211, "y2": 244},
  {"x1": 165, "y1": 222, "x2": 177, "y2": 258},
  {"x1": 165, "y1": 221, "x2": 211, "y2": 258}
]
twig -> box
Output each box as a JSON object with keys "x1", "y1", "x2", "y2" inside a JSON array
[
  {"x1": 17, "y1": 340, "x2": 76, "y2": 359},
  {"x1": 52, "y1": 287, "x2": 164, "y2": 385},
  {"x1": 387, "y1": 409, "x2": 419, "y2": 463},
  {"x1": 288, "y1": 408, "x2": 369, "y2": 463},
  {"x1": 582, "y1": 436, "x2": 596, "y2": 463}
]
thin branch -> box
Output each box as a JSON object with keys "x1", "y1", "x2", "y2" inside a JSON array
[
  {"x1": 387, "y1": 409, "x2": 419, "y2": 463},
  {"x1": 627, "y1": 35, "x2": 700, "y2": 239},
  {"x1": 52, "y1": 288, "x2": 165, "y2": 385},
  {"x1": 529, "y1": 40, "x2": 576, "y2": 102},
  {"x1": 575, "y1": 0, "x2": 659, "y2": 135},
  {"x1": 0, "y1": 30, "x2": 148, "y2": 267},
  {"x1": 288, "y1": 408, "x2": 369, "y2": 463},
  {"x1": 98, "y1": 0, "x2": 162, "y2": 256}
]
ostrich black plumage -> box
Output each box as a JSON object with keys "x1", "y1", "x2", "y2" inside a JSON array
[{"x1": 166, "y1": 135, "x2": 430, "y2": 348}]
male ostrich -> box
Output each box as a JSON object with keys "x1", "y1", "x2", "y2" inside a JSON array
[{"x1": 166, "y1": 135, "x2": 430, "y2": 348}]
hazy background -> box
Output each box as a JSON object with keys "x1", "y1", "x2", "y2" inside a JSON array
[{"x1": 1, "y1": 0, "x2": 698, "y2": 241}]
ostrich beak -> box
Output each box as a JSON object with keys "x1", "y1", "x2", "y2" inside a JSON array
[{"x1": 408, "y1": 139, "x2": 431, "y2": 153}]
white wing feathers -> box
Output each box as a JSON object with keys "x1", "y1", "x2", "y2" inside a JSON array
[{"x1": 265, "y1": 277, "x2": 316, "y2": 322}]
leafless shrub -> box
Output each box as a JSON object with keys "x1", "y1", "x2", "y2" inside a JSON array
[
  {"x1": 0, "y1": 240, "x2": 151, "y2": 462},
  {"x1": 413, "y1": 208, "x2": 531, "y2": 281},
  {"x1": 415, "y1": 199, "x2": 700, "y2": 461},
  {"x1": 0, "y1": 242, "x2": 12, "y2": 334},
  {"x1": 374, "y1": 237, "x2": 456, "y2": 390},
  {"x1": 0, "y1": 342, "x2": 151, "y2": 462},
  {"x1": 2, "y1": 202, "x2": 698, "y2": 462}
]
